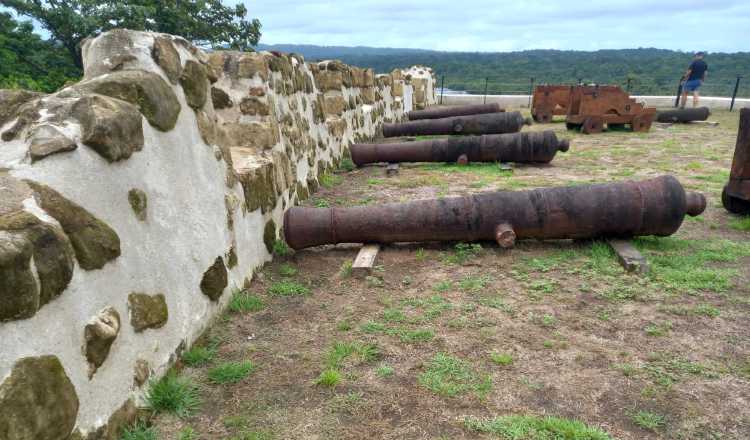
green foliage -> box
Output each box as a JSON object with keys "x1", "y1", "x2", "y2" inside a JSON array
[
  {"x1": 208, "y1": 361, "x2": 256, "y2": 384},
  {"x1": 121, "y1": 422, "x2": 158, "y2": 440},
  {"x1": 268, "y1": 281, "x2": 309, "y2": 296},
  {"x1": 630, "y1": 411, "x2": 666, "y2": 431},
  {"x1": 5, "y1": 0, "x2": 262, "y2": 68},
  {"x1": 278, "y1": 263, "x2": 298, "y2": 277},
  {"x1": 729, "y1": 216, "x2": 750, "y2": 231},
  {"x1": 145, "y1": 372, "x2": 201, "y2": 418},
  {"x1": 490, "y1": 352, "x2": 514, "y2": 366},
  {"x1": 228, "y1": 291, "x2": 265, "y2": 313},
  {"x1": 177, "y1": 427, "x2": 197, "y2": 440},
  {"x1": 0, "y1": 12, "x2": 80, "y2": 92},
  {"x1": 272, "y1": 240, "x2": 293, "y2": 257},
  {"x1": 182, "y1": 345, "x2": 216, "y2": 367},
  {"x1": 315, "y1": 369, "x2": 342, "y2": 387},
  {"x1": 338, "y1": 158, "x2": 355, "y2": 172},
  {"x1": 464, "y1": 414, "x2": 612, "y2": 439},
  {"x1": 443, "y1": 243, "x2": 482, "y2": 265},
  {"x1": 339, "y1": 260, "x2": 353, "y2": 277},
  {"x1": 319, "y1": 173, "x2": 343, "y2": 188},
  {"x1": 376, "y1": 364, "x2": 394, "y2": 377},
  {"x1": 418, "y1": 353, "x2": 492, "y2": 397}
]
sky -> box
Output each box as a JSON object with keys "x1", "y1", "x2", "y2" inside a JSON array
[{"x1": 237, "y1": 0, "x2": 750, "y2": 53}]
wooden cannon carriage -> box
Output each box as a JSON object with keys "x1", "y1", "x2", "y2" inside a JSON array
[
  {"x1": 564, "y1": 85, "x2": 656, "y2": 134},
  {"x1": 531, "y1": 85, "x2": 571, "y2": 123}
]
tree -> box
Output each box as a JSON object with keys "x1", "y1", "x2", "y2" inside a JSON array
[
  {"x1": 2, "y1": 0, "x2": 262, "y2": 68},
  {"x1": 0, "y1": 12, "x2": 81, "y2": 92}
]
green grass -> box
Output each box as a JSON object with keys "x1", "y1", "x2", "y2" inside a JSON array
[
  {"x1": 320, "y1": 173, "x2": 343, "y2": 188},
  {"x1": 376, "y1": 364, "x2": 394, "y2": 378},
  {"x1": 418, "y1": 353, "x2": 492, "y2": 398},
  {"x1": 272, "y1": 240, "x2": 293, "y2": 257},
  {"x1": 177, "y1": 427, "x2": 197, "y2": 440},
  {"x1": 433, "y1": 280, "x2": 453, "y2": 292},
  {"x1": 325, "y1": 341, "x2": 380, "y2": 369},
  {"x1": 268, "y1": 281, "x2": 310, "y2": 296},
  {"x1": 729, "y1": 216, "x2": 750, "y2": 231},
  {"x1": 121, "y1": 422, "x2": 158, "y2": 440},
  {"x1": 339, "y1": 260, "x2": 353, "y2": 277},
  {"x1": 145, "y1": 371, "x2": 201, "y2": 418},
  {"x1": 228, "y1": 291, "x2": 265, "y2": 313},
  {"x1": 464, "y1": 415, "x2": 612, "y2": 439},
  {"x1": 278, "y1": 263, "x2": 298, "y2": 277},
  {"x1": 336, "y1": 319, "x2": 353, "y2": 332},
  {"x1": 182, "y1": 345, "x2": 216, "y2": 367},
  {"x1": 420, "y1": 162, "x2": 514, "y2": 178},
  {"x1": 382, "y1": 308, "x2": 406, "y2": 323},
  {"x1": 644, "y1": 321, "x2": 672, "y2": 337},
  {"x1": 315, "y1": 369, "x2": 342, "y2": 387},
  {"x1": 443, "y1": 243, "x2": 482, "y2": 265},
  {"x1": 630, "y1": 410, "x2": 666, "y2": 431},
  {"x1": 387, "y1": 327, "x2": 435, "y2": 343},
  {"x1": 459, "y1": 274, "x2": 492, "y2": 292},
  {"x1": 208, "y1": 361, "x2": 256, "y2": 384},
  {"x1": 228, "y1": 431, "x2": 275, "y2": 440},
  {"x1": 360, "y1": 320, "x2": 386, "y2": 334},
  {"x1": 490, "y1": 352, "x2": 514, "y2": 366},
  {"x1": 338, "y1": 158, "x2": 355, "y2": 172}
]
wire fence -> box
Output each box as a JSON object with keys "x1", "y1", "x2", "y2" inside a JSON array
[{"x1": 436, "y1": 74, "x2": 748, "y2": 111}]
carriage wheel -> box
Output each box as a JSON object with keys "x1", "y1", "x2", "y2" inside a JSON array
[
  {"x1": 631, "y1": 114, "x2": 653, "y2": 132},
  {"x1": 581, "y1": 117, "x2": 604, "y2": 134},
  {"x1": 722, "y1": 186, "x2": 750, "y2": 215}
]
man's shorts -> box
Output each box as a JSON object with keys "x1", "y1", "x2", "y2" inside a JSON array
[{"x1": 684, "y1": 79, "x2": 702, "y2": 92}]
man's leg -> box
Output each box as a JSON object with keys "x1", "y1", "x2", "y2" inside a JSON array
[
  {"x1": 681, "y1": 89, "x2": 688, "y2": 108},
  {"x1": 693, "y1": 90, "x2": 700, "y2": 107}
]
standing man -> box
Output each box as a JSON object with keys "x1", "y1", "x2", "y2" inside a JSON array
[{"x1": 681, "y1": 52, "x2": 708, "y2": 108}]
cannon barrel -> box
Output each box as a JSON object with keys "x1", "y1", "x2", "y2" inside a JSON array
[
  {"x1": 722, "y1": 108, "x2": 750, "y2": 214},
  {"x1": 351, "y1": 131, "x2": 569, "y2": 166},
  {"x1": 656, "y1": 107, "x2": 711, "y2": 123},
  {"x1": 382, "y1": 111, "x2": 531, "y2": 138},
  {"x1": 407, "y1": 103, "x2": 504, "y2": 120},
  {"x1": 283, "y1": 175, "x2": 706, "y2": 250}
]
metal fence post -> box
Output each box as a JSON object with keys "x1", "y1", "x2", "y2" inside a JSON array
[
  {"x1": 674, "y1": 79, "x2": 683, "y2": 108},
  {"x1": 439, "y1": 75, "x2": 445, "y2": 105},
  {"x1": 730, "y1": 75, "x2": 742, "y2": 112},
  {"x1": 483, "y1": 77, "x2": 488, "y2": 104},
  {"x1": 527, "y1": 77, "x2": 535, "y2": 108}
]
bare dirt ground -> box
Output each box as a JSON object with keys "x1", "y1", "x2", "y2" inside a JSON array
[{"x1": 150, "y1": 109, "x2": 750, "y2": 440}]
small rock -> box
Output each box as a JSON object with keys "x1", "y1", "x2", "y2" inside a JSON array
[
  {"x1": 128, "y1": 293, "x2": 168, "y2": 332},
  {"x1": 71, "y1": 94, "x2": 144, "y2": 162},
  {"x1": 151, "y1": 36, "x2": 182, "y2": 84},
  {"x1": 133, "y1": 359, "x2": 150, "y2": 387},
  {"x1": 27, "y1": 125, "x2": 77, "y2": 163},
  {"x1": 211, "y1": 87, "x2": 233, "y2": 109},
  {"x1": 199, "y1": 256, "x2": 228, "y2": 301},
  {"x1": 127, "y1": 189, "x2": 147, "y2": 222},
  {"x1": 83, "y1": 306, "x2": 121, "y2": 378},
  {"x1": 180, "y1": 60, "x2": 209, "y2": 109}
]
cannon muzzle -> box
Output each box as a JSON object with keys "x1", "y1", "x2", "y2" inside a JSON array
[
  {"x1": 382, "y1": 111, "x2": 530, "y2": 138},
  {"x1": 351, "y1": 131, "x2": 569, "y2": 166},
  {"x1": 656, "y1": 107, "x2": 711, "y2": 123},
  {"x1": 283, "y1": 176, "x2": 705, "y2": 250},
  {"x1": 407, "y1": 103, "x2": 504, "y2": 120},
  {"x1": 723, "y1": 108, "x2": 750, "y2": 214}
]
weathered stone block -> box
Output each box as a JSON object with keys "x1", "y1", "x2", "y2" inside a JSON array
[
  {"x1": 324, "y1": 95, "x2": 347, "y2": 116},
  {"x1": 151, "y1": 36, "x2": 182, "y2": 84},
  {"x1": 238, "y1": 53, "x2": 269, "y2": 80},
  {"x1": 326, "y1": 117, "x2": 347, "y2": 139},
  {"x1": 127, "y1": 189, "x2": 147, "y2": 221},
  {"x1": 83, "y1": 306, "x2": 121, "y2": 377},
  {"x1": 0, "y1": 355, "x2": 79, "y2": 440},
  {"x1": 200, "y1": 256, "x2": 228, "y2": 301},
  {"x1": 71, "y1": 95, "x2": 145, "y2": 162},
  {"x1": 220, "y1": 121, "x2": 278, "y2": 150},
  {"x1": 211, "y1": 87, "x2": 233, "y2": 109},
  {"x1": 392, "y1": 81, "x2": 404, "y2": 97},
  {"x1": 267, "y1": 54, "x2": 293, "y2": 77},
  {"x1": 263, "y1": 219, "x2": 277, "y2": 253},
  {"x1": 361, "y1": 87, "x2": 376, "y2": 104},
  {"x1": 180, "y1": 60, "x2": 209, "y2": 110},
  {"x1": 239, "y1": 96, "x2": 270, "y2": 116},
  {"x1": 314, "y1": 70, "x2": 343, "y2": 92},
  {"x1": 27, "y1": 125, "x2": 77, "y2": 163},
  {"x1": 133, "y1": 359, "x2": 150, "y2": 387},
  {"x1": 248, "y1": 87, "x2": 266, "y2": 97},
  {"x1": 26, "y1": 180, "x2": 121, "y2": 270},
  {"x1": 128, "y1": 293, "x2": 168, "y2": 332},
  {"x1": 0, "y1": 231, "x2": 38, "y2": 321},
  {"x1": 0, "y1": 89, "x2": 43, "y2": 128}
]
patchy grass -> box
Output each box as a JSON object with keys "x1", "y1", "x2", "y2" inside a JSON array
[
  {"x1": 443, "y1": 242, "x2": 482, "y2": 265},
  {"x1": 228, "y1": 291, "x2": 265, "y2": 313},
  {"x1": 208, "y1": 361, "x2": 256, "y2": 384},
  {"x1": 315, "y1": 369, "x2": 342, "y2": 387},
  {"x1": 121, "y1": 422, "x2": 159, "y2": 440},
  {"x1": 490, "y1": 352, "x2": 514, "y2": 366},
  {"x1": 729, "y1": 216, "x2": 750, "y2": 231},
  {"x1": 418, "y1": 353, "x2": 492, "y2": 398},
  {"x1": 272, "y1": 239, "x2": 293, "y2": 257},
  {"x1": 182, "y1": 345, "x2": 216, "y2": 367},
  {"x1": 278, "y1": 263, "x2": 298, "y2": 277},
  {"x1": 145, "y1": 372, "x2": 201, "y2": 418},
  {"x1": 376, "y1": 364, "x2": 394, "y2": 377},
  {"x1": 267, "y1": 281, "x2": 310, "y2": 296},
  {"x1": 464, "y1": 415, "x2": 613, "y2": 439},
  {"x1": 630, "y1": 410, "x2": 666, "y2": 431}
]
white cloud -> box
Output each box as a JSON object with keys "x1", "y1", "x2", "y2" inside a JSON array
[{"x1": 238, "y1": 0, "x2": 749, "y2": 52}]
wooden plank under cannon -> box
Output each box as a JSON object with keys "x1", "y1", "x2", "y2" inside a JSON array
[
  {"x1": 607, "y1": 239, "x2": 650, "y2": 275},
  {"x1": 352, "y1": 244, "x2": 381, "y2": 278}
]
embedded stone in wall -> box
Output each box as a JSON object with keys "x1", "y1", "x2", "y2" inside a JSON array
[
  {"x1": 83, "y1": 306, "x2": 121, "y2": 378},
  {"x1": 236, "y1": 159, "x2": 276, "y2": 213},
  {"x1": 263, "y1": 218, "x2": 277, "y2": 253},
  {"x1": 249, "y1": 87, "x2": 266, "y2": 97},
  {"x1": 133, "y1": 359, "x2": 150, "y2": 387},
  {"x1": 0, "y1": 231, "x2": 38, "y2": 321},
  {"x1": 324, "y1": 95, "x2": 347, "y2": 116},
  {"x1": 239, "y1": 96, "x2": 270, "y2": 116},
  {"x1": 200, "y1": 256, "x2": 228, "y2": 301},
  {"x1": 71, "y1": 95, "x2": 145, "y2": 162},
  {"x1": 220, "y1": 121, "x2": 279, "y2": 150},
  {"x1": 127, "y1": 189, "x2": 147, "y2": 221},
  {"x1": 238, "y1": 52, "x2": 269, "y2": 80},
  {"x1": 0, "y1": 89, "x2": 44, "y2": 128},
  {"x1": 312, "y1": 95, "x2": 326, "y2": 123},
  {"x1": 326, "y1": 117, "x2": 347, "y2": 139},
  {"x1": 0, "y1": 355, "x2": 79, "y2": 440},
  {"x1": 80, "y1": 29, "x2": 138, "y2": 79},
  {"x1": 128, "y1": 293, "x2": 168, "y2": 332},
  {"x1": 68, "y1": 398, "x2": 137, "y2": 440},
  {"x1": 267, "y1": 53, "x2": 293, "y2": 77},
  {"x1": 226, "y1": 245, "x2": 238, "y2": 269},
  {"x1": 180, "y1": 60, "x2": 209, "y2": 110},
  {"x1": 151, "y1": 36, "x2": 182, "y2": 84},
  {"x1": 211, "y1": 87, "x2": 233, "y2": 109},
  {"x1": 361, "y1": 87, "x2": 376, "y2": 104},
  {"x1": 26, "y1": 180, "x2": 121, "y2": 270},
  {"x1": 196, "y1": 110, "x2": 219, "y2": 146},
  {"x1": 314, "y1": 69, "x2": 343, "y2": 92},
  {"x1": 27, "y1": 124, "x2": 77, "y2": 163},
  {"x1": 74, "y1": 70, "x2": 180, "y2": 131}
]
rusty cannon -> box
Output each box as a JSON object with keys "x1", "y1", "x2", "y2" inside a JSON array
[
  {"x1": 350, "y1": 131, "x2": 569, "y2": 166},
  {"x1": 407, "y1": 103, "x2": 504, "y2": 121},
  {"x1": 382, "y1": 111, "x2": 531, "y2": 138},
  {"x1": 722, "y1": 108, "x2": 750, "y2": 214},
  {"x1": 655, "y1": 107, "x2": 711, "y2": 123},
  {"x1": 284, "y1": 175, "x2": 706, "y2": 250}
]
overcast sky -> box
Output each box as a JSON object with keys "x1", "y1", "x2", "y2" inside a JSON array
[{"x1": 239, "y1": 0, "x2": 749, "y2": 52}]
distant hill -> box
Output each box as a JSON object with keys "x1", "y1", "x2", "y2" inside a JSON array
[{"x1": 258, "y1": 43, "x2": 750, "y2": 97}]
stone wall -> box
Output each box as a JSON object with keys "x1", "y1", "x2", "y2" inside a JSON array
[{"x1": 0, "y1": 29, "x2": 435, "y2": 439}]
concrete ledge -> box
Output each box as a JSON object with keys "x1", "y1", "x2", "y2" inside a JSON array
[{"x1": 440, "y1": 93, "x2": 750, "y2": 110}]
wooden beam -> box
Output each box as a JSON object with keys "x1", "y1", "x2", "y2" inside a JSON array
[
  {"x1": 352, "y1": 244, "x2": 381, "y2": 278},
  {"x1": 689, "y1": 120, "x2": 720, "y2": 127},
  {"x1": 386, "y1": 163, "x2": 399, "y2": 177},
  {"x1": 607, "y1": 239, "x2": 649, "y2": 275}
]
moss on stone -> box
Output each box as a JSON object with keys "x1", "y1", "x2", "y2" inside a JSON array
[
  {"x1": 83, "y1": 306, "x2": 121, "y2": 377},
  {"x1": 0, "y1": 355, "x2": 79, "y2": 440},
  {"x1": 211, "y1": 87, "x2": 233, "y2": 109},
  {"x1": 226, "y1": 246, "x2": 238, "y2": 269},
  {"x1": 127, "y1": 293, "x2": 168, "y2": 332},
  {"x1": 180, "y1": 60, "x2": 209, "y2": 110},
  {"x1": 151, "y1": 36, "x2": 182, "y2": 84},
  {"x1": 71, "y1": 94, "x2": 145, "y2": 162},
  {"x1": 127, "y1": 189, "x2": 147, "y2": 222},
  {"x1": 263, "y1": 219, "x2": 277, "y2": 254},
  {"x1": 200, "y1": 256, "x2": 228, "y2": 301}
]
